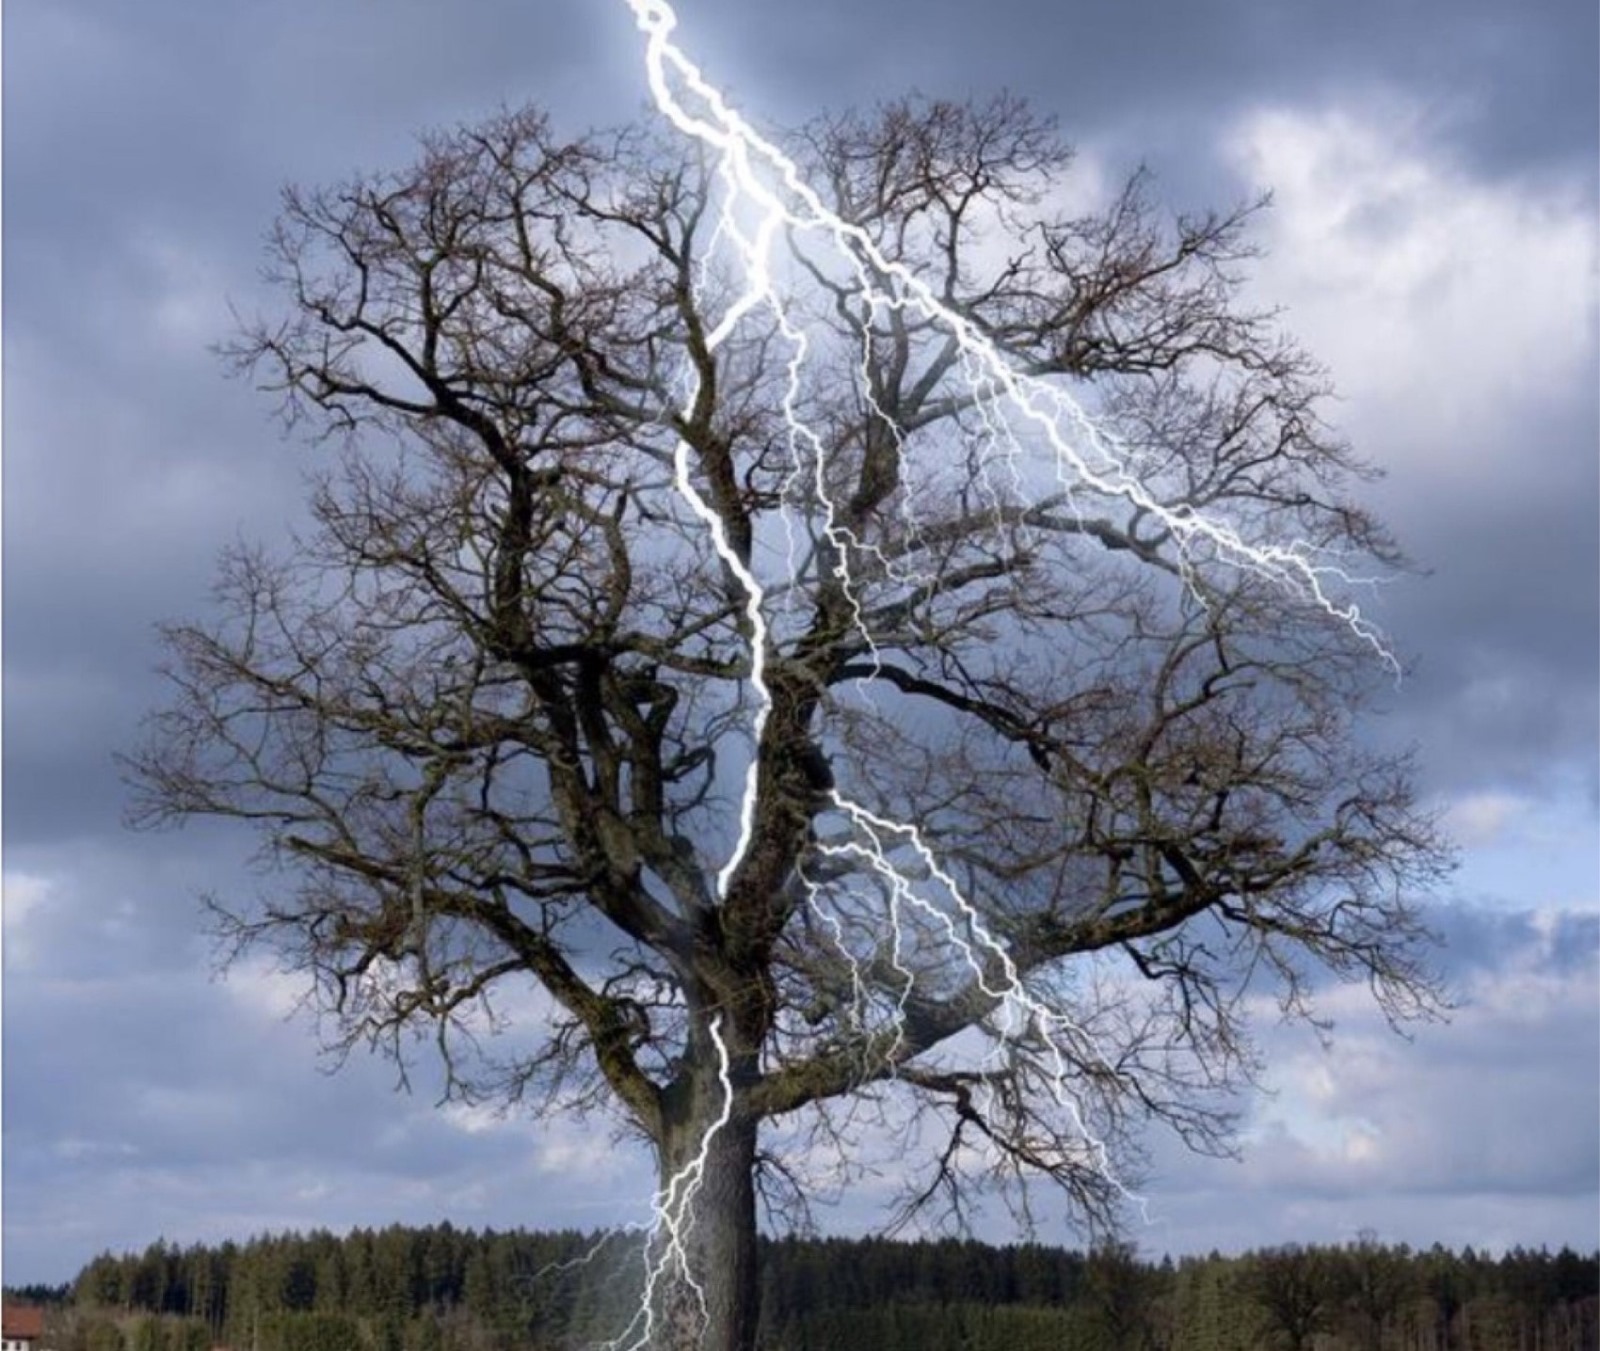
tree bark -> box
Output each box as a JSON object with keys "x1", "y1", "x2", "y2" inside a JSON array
[{"x1": 650, "y1": 1081, "x2": 759, "y2": 1351}]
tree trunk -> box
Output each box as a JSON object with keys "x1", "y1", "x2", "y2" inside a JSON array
[{"x1": 647, "y1": 1089, "x2": 760, "y2": 1351}]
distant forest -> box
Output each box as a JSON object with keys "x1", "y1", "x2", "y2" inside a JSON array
[{"x1": 12, "y1": 1224, "x2": 1598, "y2": 1351}]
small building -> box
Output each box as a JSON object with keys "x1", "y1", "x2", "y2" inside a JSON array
[{"x1": 1, "y1": 1303, "x2": 45, "y2": 1351}]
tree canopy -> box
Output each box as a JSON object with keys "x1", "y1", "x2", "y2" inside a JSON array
[{"x1": 128, "y1": 92, "x2": 1448, "y2": 1350}]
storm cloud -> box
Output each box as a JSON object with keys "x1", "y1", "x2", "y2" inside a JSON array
[{"x1": 4, "y1": 0, "x2": 1595, "y2": 1285}]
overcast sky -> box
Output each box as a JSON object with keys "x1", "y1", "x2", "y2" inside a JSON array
[{"x1": 4, "y1": 0, "x2": 1597, "y2": 1287}]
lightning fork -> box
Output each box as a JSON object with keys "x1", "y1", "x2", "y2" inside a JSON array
[{"x1": 601, "y1": 1, "x2": 1390, "y2": 1344}]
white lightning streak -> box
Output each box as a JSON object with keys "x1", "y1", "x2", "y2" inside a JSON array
[
  {"x1": 819, "y1": 792, "x2": 1140, "y2": 1211},
  {"x1": 606, "y1": 1, "x2": 1390, "y2": 1344},
  {"x1": 629, "y1": 0, "x2": 1396, "y2": 671},
  {"x1": 603, "y1": 1015, "x2": 735, "y2": 1351}
]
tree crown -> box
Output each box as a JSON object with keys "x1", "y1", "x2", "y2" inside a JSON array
[{"x1": 128, "y1": 95, "x2": 1448, "y2": 1236}]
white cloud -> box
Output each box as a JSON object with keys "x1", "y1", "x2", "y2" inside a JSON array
[
  {"x1": 225, "y1": 954, "x2": 316, "y2": 1023},
  {"x1": 3, "y1": 871, "x2": 54, "y2": 971},
  {"x1": 1225, "y1": 101, "x2": 1596, "y2": 464},
  {"x1": 1219, "y1": 95, "x2": 1597, "y2": 832},
  {"x1": 443, "y1": 1102, "x2": 514, "y2": 1138},
  {"x1": 1151, "y1": 915, "x2": 1599, "y2": 1253},
  {"x1": 536, "y1": 1130, "x2": 627, "y2": 1180},
  {"x1": 1444, "y1": 786, "x2": 1600, "y2": 911},
  {"x1": 1442, "y1": 790, "x2": 1529, "y2": 848}
]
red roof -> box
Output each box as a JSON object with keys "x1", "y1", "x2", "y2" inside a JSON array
[{"x1": 1, "y1": 1304, "x2": 45, "y2": 1338}]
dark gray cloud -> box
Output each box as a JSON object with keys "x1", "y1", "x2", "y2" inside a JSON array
[
  {"x1": 1437, "y1": 905, "x2": 1600, "y2": 981},
  {"x1": 659, "y1": 0, "x2": 1596, "y2": 190},
  {"x1": 4, "y1": 0, "x2": 1595, "y2": 1291},
  {"x1": 1209, "y1": 97, "x2": 1598, "y2": 802},
  {"x1": 1363, "y1": 392, "x2": 1598, "y2": 794}
]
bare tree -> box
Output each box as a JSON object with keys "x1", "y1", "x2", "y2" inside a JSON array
[
  {"x1": 1338, "y1": 1231, "x2": 1417, "y2": 1351},
  {"x1": 1243, "y1": 1245, "x2": 1338, "y2": 1351},
  {"x1": 127, "y1": 95, "x2": 1448, "y2": 1351}
]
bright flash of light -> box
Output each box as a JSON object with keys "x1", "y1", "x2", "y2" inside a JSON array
[
  {"x1": 606, "y1": 0, "x2": 1392, "y2": 1344},
  {"x1": 520, "y1": 1016, "x2": 734, "y2": 1351},
  {"x1": 628, "y1": 0, "x2": 1395, "y2": 673},
  {"x1": 599, "y1": 1016, "x2": 735, "y2": 1351},
  {"x1": 819, "y1": 791, "x2": 1139, "y2": 1208}
]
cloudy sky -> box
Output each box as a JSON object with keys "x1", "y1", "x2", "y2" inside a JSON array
[{"x1": 4, "y1": 0, "x2": 1597, "y2": 1286}]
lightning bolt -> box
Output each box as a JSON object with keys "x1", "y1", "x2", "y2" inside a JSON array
[
  {"x1": 596, "y1": 1, "x2": 1393, "y2": 1344},
  {"x1": 598, "y1": 1016, "x2": 735, "y2": 1351},
  {"x1": 628, "y1": 0, "x2": 1395, "y2": 670},
  {"x1": 817, "y1": 791, "x2": 1136, "y2": 1202},
  {"x1": 519, "y1": 1017, "x2": 734, "y2": 1351}
]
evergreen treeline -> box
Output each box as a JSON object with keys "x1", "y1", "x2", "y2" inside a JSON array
[{"x1": 30, "y1": 1225, "x2": 1598, "y2": 1351}]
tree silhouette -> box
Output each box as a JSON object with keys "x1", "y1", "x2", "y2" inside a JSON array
[
  {"x1": 128, "y1": 96, "x2": 1448, "y2": 1350},
  {"x1": 1243, "y1": 1245, "x2": 1336, "y2": 1351}
]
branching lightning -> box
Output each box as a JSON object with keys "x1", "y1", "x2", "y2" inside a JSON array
[
  {"x1": 818, "y1": 791, "x2": 1134, "y2": 1203},
  {"x1": 630, "y1": 0, "x2": 1395, "y2": 671},
  {"x1": 601, "y1": 1, "x2": 1393, "y2": 1343},
  {"x1": 524, "y1": 1016, "x2": 735, "y2": 1351},
  {"x1": 602, "y1": 1016, "x2": 736, "y2": 1351}
]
